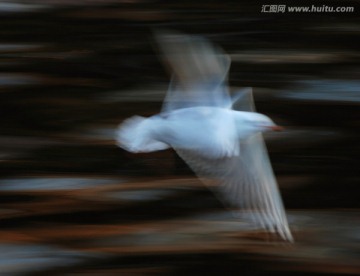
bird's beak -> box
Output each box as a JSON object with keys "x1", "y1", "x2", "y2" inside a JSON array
[{"x1": 269, "y1": 125, "x2": 284, "y2": 131}]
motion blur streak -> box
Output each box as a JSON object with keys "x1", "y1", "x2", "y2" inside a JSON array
[{"x1": 0, "y1": 0, "x2": 359, "y2": 275}]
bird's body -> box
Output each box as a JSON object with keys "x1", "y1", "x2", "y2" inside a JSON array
[
  {"x1": 116, "y1": 31, "x2": 293, "y2": 241},
  {"x1": 118, "y1": 107, "x2": 274, "y2": 158}
]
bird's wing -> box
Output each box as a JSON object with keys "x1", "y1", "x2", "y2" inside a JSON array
[
  {"x1": 175, "y1": 139, "x2": 292, "y2": 241},
  {"x1": 230, "y1": 87, "x2": 254, "y2": 110},
  {"x1": 154, "y1": 31, "x2": 232, "y2": 112},
  {"x1": 175, "y1": 89, "x2": 293, "y2": 241}
]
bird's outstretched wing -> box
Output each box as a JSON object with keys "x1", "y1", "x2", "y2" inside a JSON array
[
  {"x1": 175, "y1": 89, "x2": 293, "y2": 241},
  {"x1": 155, "y1": 31, "x2": 292, "y2": 241},
  {"x1": 154, "y1": 31, "x2": 232, "y2": 112}
]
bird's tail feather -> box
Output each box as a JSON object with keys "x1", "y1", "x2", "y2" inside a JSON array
[{"x1": 116, "y1": 116, "x2": 169, "y2": 153}]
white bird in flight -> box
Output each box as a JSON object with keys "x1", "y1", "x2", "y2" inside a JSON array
[{"x1": 116, "y1": 32, "x2": 293, "y2": 242}]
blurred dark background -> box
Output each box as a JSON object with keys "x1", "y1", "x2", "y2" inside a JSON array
[{"x1": 0, "y1": 0, "x2": 359, "y2": 275}]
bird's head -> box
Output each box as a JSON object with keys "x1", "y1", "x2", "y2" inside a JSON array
[{"x1": 242, "y1": 113, "x2": 283, "y2": 133}]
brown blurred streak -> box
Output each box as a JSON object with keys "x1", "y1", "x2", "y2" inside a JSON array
[{"x1": 0, "y1": 191, "x2": 109, "y2": 218}]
